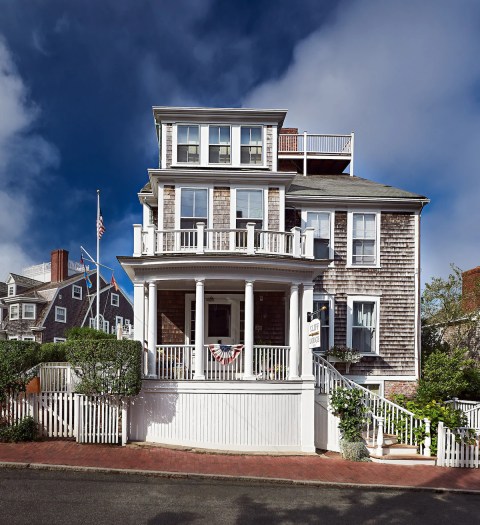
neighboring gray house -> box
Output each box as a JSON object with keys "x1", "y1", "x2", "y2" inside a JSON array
[{"x1": 0, "y1": 249, "x2": 133, "y2": 343}]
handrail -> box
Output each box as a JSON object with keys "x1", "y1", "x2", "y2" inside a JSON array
[{"x1": 313, "y1": 353, "x2": 429, "y2": 453}]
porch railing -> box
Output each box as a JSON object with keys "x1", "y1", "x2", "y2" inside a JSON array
[
  {"x1": 155, "y1": 345, "x2": 290, "y2": 381},
  {"x1": 278, "y1": 133, "x2": 353, "y2": 156},
  {"x1": 134, "y1": 223, "x2": 315, "y2": 259},
  {"x1": 313, "y1": 353, "x2": 431, "y2": 455}
]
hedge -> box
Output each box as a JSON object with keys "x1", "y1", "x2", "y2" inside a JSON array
[{"x1": 0, "y1": 341, "x2": 40, "y2": 402}]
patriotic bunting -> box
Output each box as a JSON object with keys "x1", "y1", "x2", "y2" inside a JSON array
[{"x1": 208, "y1": 344, "x2": 244, "y2": 365}]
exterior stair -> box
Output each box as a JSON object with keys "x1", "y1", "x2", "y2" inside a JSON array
[{"x1": 364, "y1": 433, "x2": 436, "y2": 465}]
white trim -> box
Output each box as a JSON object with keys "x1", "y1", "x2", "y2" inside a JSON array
[
  {"x1": 22, "y1": 335, "x2": 35, "y2": 341},
  {"x1": 7, "y1": 284, "x2": 16, "y2": 297},
  {"x1": 111, "y1": 293, "x2": 120, "y2": 307},
  {"x1": 8, "y1": 335, "x2": 19, "y2": 340},
  {"x1": 173, "y1": 123, "x2": 201, "y2": 166},
  {"x1": 346, "y1": 210, "x2": 381, "y2": 268},
  {"x1": 22, "y1": 303, "x2": 36, "y2": 320},
  {"x1": 175, "y1": 185, "x2": 213, "y2": 230},
  {"x1": 53, "y1": 337, "x2": 66, "y2": 343},
  {"x1": 9, "y1": 304, "x2": 19, "y2": 320},
  {"x1": 115, "y1": 315, "x2": 123, "y2": 327},
  {"x1": 301, "y1": 208, "x2": 335, "y2": 262},
  {"x1": 231, "y1": 187, "x2": 268, "y2": 230},
  {"x1": 313, "y1": 293, "x2": 335, "y2": 351},
  {"x1": 157, "y1": 185, "x2": 164, "y2": 230},
  {"x1": 55, "y1": 306, "x2": 67, "y2": 323},
  {"x1": 414, "y1": 210, "x2": 421, "y2": 379},
  {"x1": 207, "y1": 124, "x2": 232, "y2": 166},
  {"x1": 278, "y1": 186, "x2": 285, "y2": 231},
  {"x1": 346, "y1": 295, "x2": 380, "y2": 355},
  {"x1": 72, "y1": 284, "x2": 83, "y2": 300}
]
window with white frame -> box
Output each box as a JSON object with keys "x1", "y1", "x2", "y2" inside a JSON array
[
  {"x1": 180, "y1": 188, "x2": 208, "y2": 229},
  {"x1": 54, "y1": 337, "x2": 66, "y2": 343},
  {"x1": 111, "y1": 293, "x2": 119, "y2": 307},
  {"x1": 55, "y1": 306, "x2": 67, "y2": 323},
  {"x1": 8, "y1": 336, "x2": 18, "y2": 340},
  {"x1": 351, "y1": 213, "x2": 377, "y2": 265},
  {"x1": 177, "y1": 125, "x2": 200, "y2": 163},
  {"x1": 8, "y1": 284, "x2": 16, "y2": 297},
  {"x1": 22, "y1": 303, "x2": 36, "y2": 320},
  {"x1": 348, "y1": 297, "x2": 379, "y2": 354},
  {"x1": 307, "y1": 212, "x2": 332, "y2": 259},
  {"x1": 115, "y1": 315, "x2": 123, "y2": 327},
  {"x1": 236, "y1": 189, "x2": 263, "y2": 229},
  {"x1": 9, "y1": 304, "x2": 19, "y2": 320},
  {"x1": 240, "y1": 126, "x2": 263, "y2": 164},
  {"x1": 209, "y1": 126, "x2": 231, "y2": 164},
  {"x1": 124, "y1": 319, "x2": 130, "y2": 325},
  {"x1": 22, "y1": 336, "x2": 35, "y2": 341},
  {"x1": 72, "y1": 285, "x2": 82, "y2": 300},
  {"x1": 313, "y1": 296, "x2": 334, "y2": 352}
]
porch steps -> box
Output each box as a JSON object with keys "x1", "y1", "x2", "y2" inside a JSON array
[
  {"x1": 368, "y1": 454, "x2": 437, "y2": 466},
  {"x1": 364, "y1": 432, "x2": 436, "y2": 465}
]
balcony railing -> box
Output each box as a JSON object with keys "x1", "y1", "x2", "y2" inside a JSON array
[
  {"x1": 155, "y1": 345, "x2": 290, "y2": 381},
  {"x1": 134, "y1": 223, "x2": 315, "y2": 259},
  {"x1": 278, "y1": 133, "x2": 353, "y2": 156}
]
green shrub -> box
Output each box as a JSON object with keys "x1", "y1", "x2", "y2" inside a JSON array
[
  {"x1": 39, "y1": 342, "x2": 68, "y2": 363},
  {"x1": 0, "y1": 416, "x2": 38, "y2": 443},
  {"x1": 66, "y1": 339, "x2": 142, "y2": 397},
  {"x1": 417, "y1": 348, "x2": 480, "y2": 402},
  {"x1": 65, "y1": 327, "x2": 116, "y2": 341},
  {"x1": 330, "y1": 387, "x2": 367, "y2": 443},
  {"x1": 0, "y1": 341, "x2": 40, "y2": 402}
]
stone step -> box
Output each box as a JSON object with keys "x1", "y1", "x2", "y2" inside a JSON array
[
  {"x1": 363, "y1": 432, "x2": 398, "y2": 447},
  {"x1": 369, "y1": 454, "x2": 437, "y2": 466},
  {"x1": 367, "y1": 443, "x2": 418, "y2": 457}
]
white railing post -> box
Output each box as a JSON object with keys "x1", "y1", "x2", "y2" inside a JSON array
[
  {"x1": 424, "y1": 418, "x2": 431, "y2": 457},
  {"x1": 288, "y1": 283, "x2": 300, "y2": 380},
  {"x1": 243, "y1": 280, "x2": 255, "y2": 380},
  {"x1": 304, "y1": 227, "x2": 315, "y2": 259},
  {"x1": 437, "y1": 421, "x2": 445, "y2": 466},
  {"x1": 147, "y1": 281, "x2": 157, "y2": 377},
  {"x1": 133, "y1": 224, "x2": 142, "y2": 256},
  {"x1": 301, "y1": 283, "x2": 315, "y2": 380},
  {"x1": 147, "y1": 224, "x2": 156, "y2": 255},
  {"x1": 246, "y1": 223, "x2": 256, "y2": 254},
  {"x1": 376, "y1": 416, "x2": 384, "y2": 455},
  {"x1": 303, "y1": 130, "x2": 308, "y2": 176},
  {"x1": 74, "y1": 394, "x2": 81, "y2": 441},
  {"x1": 291, "y1": 227, "x2": 301, "y2": 258},
  {"x1": 121, "y1": 398, "x2": 128, "y2": 446},
  {"x1": 349, "y1": 132, "x2": 355, "y2": 177},
  {"x1": 196, "y1": 222, "x2": 205, "y2": 254},
  {"x1": 452, "y1": 397, "x2": 458, "y2": 410}
]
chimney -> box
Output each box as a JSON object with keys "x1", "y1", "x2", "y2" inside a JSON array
[
  {"x1": 462, "y1": 266, "x2": 480, "y2": 313},
  {"x1": 51, "y1": 249, "x2": 69, "y2": 283}
]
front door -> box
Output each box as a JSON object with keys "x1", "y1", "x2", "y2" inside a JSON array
[{"x1": 204, "y1": 297, "x2": 242, "y2": 345}]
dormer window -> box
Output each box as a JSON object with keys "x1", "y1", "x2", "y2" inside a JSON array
[
  {"x1": 177, "y1": 125, "x2": 199, "y2": 163},
  {"x1": 8, "y1": 284, "x2": 15, "y2": 297},
  {"x1": 22, "y1": 304, "x2": 36, "y2": 320},
  {"x1": 209, "y1": 126, "x2": 231, "y2": 164},
  {"x1": 9, "y1": 304, "x2": 19, "y2": 320},
  {"x1": 241, "y1": 126, "x2": 263, "y2": 165}
]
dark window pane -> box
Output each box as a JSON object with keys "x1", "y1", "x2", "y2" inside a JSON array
[
  {"x1": 208, "y1": 304, "x2": 231, "y2": 337},
  {"x1": 314, "y1": 239, "x2": 330, "y2": 259}
]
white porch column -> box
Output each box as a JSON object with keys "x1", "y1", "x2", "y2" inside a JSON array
[
  {"x1": 133, "y1": 282, "x2": 145, "y2": 363},
  {"x1": 147, "y1": 281, "x2": 157, "y2": 378},
  {"x1": 243, "y1": 280, "x2": 255, "y2": 380},
  {"x1": 301, "y1": 283, "x2": 315, "y2": 380},
  {"x1": 288, "y1": 283, "x2": 300, "y2": 380},
  {"x1": 194, "y1": 279, "x2": 205, "y2": 380}
]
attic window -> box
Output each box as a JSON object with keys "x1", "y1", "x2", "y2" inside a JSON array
[
  {"x1": 111, "y1": 293, "x2": 119, "y2": 307},
  {"x1": 8, "y1": 284, "x2": 15, "y2": 297}
]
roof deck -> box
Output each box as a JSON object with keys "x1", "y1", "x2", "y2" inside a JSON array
[{"x1": 278, "y1": 131, "x2": 354, "y2": 175}]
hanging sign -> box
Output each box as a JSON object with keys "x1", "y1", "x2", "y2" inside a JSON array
[{"x1": 309, "y1": 319, "x2": 321, "y2": 349}]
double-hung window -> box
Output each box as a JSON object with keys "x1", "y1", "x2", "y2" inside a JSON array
[
  {"x1": 8, "y1": 284, "x2": 15, "y2": 297},
  {"x1": 55, "y1": 306, "x2": 67, "y2": 323},
  {"x1": 352, "y1": 213, "x2": 377, "y2": 265},
  {"x1": 177, "y1": 125, "x2": 199, "y2": 164},
  {"x1": 348, "y1": 297, "x2": 379, "y2": 353},
  {"x1": 313, "y1": 299, "x2": 332, "y2": 352},
  {"x1": 180, "y1": 189, "x2": 208, "y2": 229},
  {"x1": 111, "y1": 293, "x2": 119, "y2": 307},
  {"x1": 236, "y1": 190, "x2": 263, "y2": 229},
  {"x1": 22, "y1": 304, "x2": 36, "y2": 320},
  {"x1": 9, "y1": 304, "x2": 19, "y2": 320},
  {"x1": 240, "y1": 127, "x2": 263, "y2": 165},
  {"x1": 307, "y1": 212, "x2": 331, "y2": 259},
  {"x1": 209, "y1": 126, "x2": 230, "y2": 164}
]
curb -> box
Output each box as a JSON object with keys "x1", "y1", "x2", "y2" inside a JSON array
[{"x1": 1, "y1": 461, "x2": 480, "y2": 495}]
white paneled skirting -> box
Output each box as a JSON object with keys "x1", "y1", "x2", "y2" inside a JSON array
[{"x1": 129, "y1": 380, "x2": 315, "y2": 452}]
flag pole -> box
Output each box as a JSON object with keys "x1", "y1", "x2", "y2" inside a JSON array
[{"x1": 96, "y1": 189, "x2": 100, "y2": 330}]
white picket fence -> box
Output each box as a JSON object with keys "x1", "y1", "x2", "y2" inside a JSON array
[
  {"x1": 1, "y1": 392, "x2": 127, "y2": 445},
  {"x1": 437, "y1": 422, "x2": 480, "y2": 468},
  {"x1": 444, "y1": 398, "x2": 480, "y2": 413}
]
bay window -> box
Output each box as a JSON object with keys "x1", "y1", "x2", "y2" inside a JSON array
[
  {"x1": 240, "y1": 126, "x2": 263, "y2": 165},
  {"x1": 209, "y1": 126, "x2": 231, "y2": 164},
  {"x1": 177, "y1": 125, "x2": 199, "y2": 163}
]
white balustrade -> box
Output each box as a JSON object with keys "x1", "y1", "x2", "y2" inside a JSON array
[
  {"x1": 156, "y1": 345, "x2": 194, "y2": 380},
  {"x1": 279, "y1": 133, "x2": 352, "y2": 155},
  {"x1": 253, "y1": 346, "x2": 290, "y2": 380}
]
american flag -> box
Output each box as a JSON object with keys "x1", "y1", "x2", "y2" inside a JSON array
[{"x1": 97, "y1": 210, "x2": 106, "y2": 239}]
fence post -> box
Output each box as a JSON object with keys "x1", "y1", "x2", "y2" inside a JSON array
[
  {"x1": 74, "y1": 394, "x2": 81, "y2": 442},
  {"x1": 452, "y1": 397, "x2": 458, "y2": 410},
  {"x1": 424, "y1": 418, "x2": 431, "y2": 457},
  {"x1": 376, "y1": 417, "x2": 384, "y2": 456},
  {"x1": 437, "y1": 421, "x2": 444, "y2": 466},
  {"x1": 121, "y1": 398, "x2": 128, "y2": 446}
]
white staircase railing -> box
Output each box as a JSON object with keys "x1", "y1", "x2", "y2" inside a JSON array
[{"x1": 313, "y1": 353, "x2": 430, "y2": 455}]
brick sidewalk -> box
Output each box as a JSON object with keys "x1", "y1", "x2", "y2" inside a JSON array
[{"x1": 0, "y1": 441, "x2": 479, "y2": 491}]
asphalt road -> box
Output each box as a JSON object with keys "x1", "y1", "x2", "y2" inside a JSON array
[{"x1": 0, "y1": 468, "x2": 479, "y2": 525}]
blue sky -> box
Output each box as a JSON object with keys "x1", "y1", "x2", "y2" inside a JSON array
[{"x1": 0, "y1": 0, "x2": 479, "y2": 294}]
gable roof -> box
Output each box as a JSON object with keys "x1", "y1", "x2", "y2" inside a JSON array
[
  {"x1": 286, "y1": 174, "x2": 428, "y2": 201},
  {"x1": 7, "y1": 273, "x2": 44, "y2": 289}
]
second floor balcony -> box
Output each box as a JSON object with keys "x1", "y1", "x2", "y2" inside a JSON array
[{"x1": 133, "y1": 223, "x2": 316, "y2": 259}]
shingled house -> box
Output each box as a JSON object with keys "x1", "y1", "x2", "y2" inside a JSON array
[
  {"x1": 0, "y1": 249, "x2": 133, "y2": 342},
  {"x1": 118, "y1": 106, "x2": 429, "y2": 452}
]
